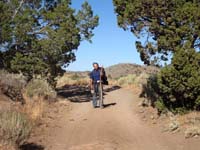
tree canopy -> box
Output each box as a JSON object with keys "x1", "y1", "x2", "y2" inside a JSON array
[
  {"x1": 0, "y1": 0, "x2": 99, "y2": 84},
  {"x1": 113, "y1": 0, "x2": 200, "y2": 112},
  {"x1": 113, "y1": 0, "x2": 200, "y2": 65}
]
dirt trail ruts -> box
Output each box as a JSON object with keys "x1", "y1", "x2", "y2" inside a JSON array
[{"x1": 41, "y1": 88, "x2": 200, "y2": 150}]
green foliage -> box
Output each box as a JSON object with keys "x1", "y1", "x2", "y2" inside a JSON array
[
  {"x1": 113, "y1": 0, "x2": 200, "y2": 65},
  {"x1": 144, "y1": 48, "x2": 200, "y2": 113},
  {"x1": 0, "y1": 1, "x2": 12, "y2": 43},
  {"x1": 0, "y1": 52, "x2": 4, "y2": 68},
  {"x1": 76, "y1": 1, "x2": 99, "y2": 43},
  {"x1": 10, "y1": 53, "x2": 47, "y2": 79},
  {"x1": 154, "y1": 99, "x2": 167, "y2": 114},
  {"x1": 172, "y1": 107, "x2": 188, "y2": 115},
  {"x1": 25, "y1": 78, "x2": 57, "y2": 101},
  {"x1": 157, "y1": 48, "x2": 200, "y2": 110},
  {"x1": 114, "y1": 0, "x2": 200, "y2": 114},
  {"x1": 143, "y1": 74, "x2": 160, "y2": 103},
  {"x1": 0, "y1": 111, "x2": 32, "y2": 147},
  {"x1": 0, "y1": 0, "x2": 99, "y2": 85}
]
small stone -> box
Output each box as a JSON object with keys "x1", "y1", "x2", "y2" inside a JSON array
[
  {"x1": 138, "y1": 101, "x2": 143, "y2": 107},
  {"x1": 142, "y1": 115, "x2": 146, "y2": 119},
  {"x1": 139, "y1": 110, "x2": 144, "y2": 113},
  {"x1": 161, "y1": 126, "x2": 169, "y2": 133},
  {"x1": 169, "y1": 121, "x2": 179, "y2": 132},
  {"x1": 69, "y1": 119, "x2": 75, "y2": 122},
  {"x1": 150, "y1": 115, "x2": 155, "y2": 120},
  {"x1": 152, "y1": 121, "x2": 157, "y2": 124},
  {"x1": 142, "y1": 99, "x2": 149, "y2": 107},
  {"x1": 142, "y1": 118, "x2": 147, "y2": 121},
  {"x1": 172, "y1": 128, "x2": 180, "y2": 134}
]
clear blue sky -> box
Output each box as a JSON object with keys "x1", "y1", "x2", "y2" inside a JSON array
[{"x1": 68, "y1": 0, "x2": 143, "y2": 71}]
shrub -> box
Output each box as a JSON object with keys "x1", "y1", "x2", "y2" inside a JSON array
[
  {"x1": 25, "y1": 78, "x2": 56, "y2": 101},
  {"x1": 112, "y1": 73, "x2": 150, "y2": 88},
  {"x1": 56, "y1": 73, "x2": 89, "y2": 87},
  {"x1": 154, "y1": 98, "x2": 168, "y2": 114},
  {"x1": 71, "y1": 73, "x2": 80, "y2": 80},
  {"x1": 22, "y1": 97, "x2": 45, "y2": 121},
  {"x1": 185, "y1": 126, "x2": 200, "y2": 138},
  {"x1": 144, "y1": 48, "x2": 200, "y2": 114},
  {"x1": 0, "y1": 111, "x2": 32, "y2": 148},
  {"x1": 0, "y1": 70, "x2": 27, "y2": 102},
  {"x1": 145, "y1": 75, "x2": 160, "y2": 102},
  {"x1": 117, "y1": 74, "x2": 136, "y2": 86},
  {"x1": 107, "y1": 74, "x2": 112, "y2": 79},
  {"x1": 158, "y1": 48, "x2": 200, "y2": 110}
]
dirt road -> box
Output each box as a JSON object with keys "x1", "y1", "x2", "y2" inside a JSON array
[{"x1": 40, "y1": 87, "x2": 200, "y2": 150}]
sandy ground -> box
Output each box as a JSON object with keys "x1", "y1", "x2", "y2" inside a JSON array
[{"x1": 27, "y1": 87, "x2": 200, "y2": 150}]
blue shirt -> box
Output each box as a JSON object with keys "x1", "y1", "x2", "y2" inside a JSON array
[{"x1": 90, "y1": 68, "x2": 101, "y2": 82}]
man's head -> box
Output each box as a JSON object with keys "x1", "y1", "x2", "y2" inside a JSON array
[{"x1": 93, "y1": 62, "x2": 99, "y2": 70}]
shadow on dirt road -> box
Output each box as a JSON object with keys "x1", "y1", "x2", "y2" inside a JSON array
[
  {"x1": 20, "y1": 143, "x2": 44, "y2": 150},
  {"x1": 56, "y1": 85, "x2": 121, "y2": 104}
]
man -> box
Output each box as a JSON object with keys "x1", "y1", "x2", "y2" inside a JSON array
[{"x1": 89, "y1": 62, "x2": 107, "y2": 108}]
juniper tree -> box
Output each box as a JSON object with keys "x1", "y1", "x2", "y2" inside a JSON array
[
  {"x1": 0, "y1": 0, "x2": 99, "y2": 85},
  {"x1": 113, "y1": 0, "x2": 200, "y2": 111},
  {"x1": 113, "y1": 0, "x2": 200, "y2": 65}
]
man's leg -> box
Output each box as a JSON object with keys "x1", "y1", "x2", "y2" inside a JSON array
[{"x1": 92, "y1": 92, "x2": 97, "y2": 108}]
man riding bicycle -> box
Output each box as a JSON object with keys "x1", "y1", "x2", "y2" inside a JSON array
[{"x1": 89, "y1": 62, "x2": 108, "y2": 108}]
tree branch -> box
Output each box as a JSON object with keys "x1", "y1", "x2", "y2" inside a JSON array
[
  {"x1": 191, "y1": 34, "x2": 198, "y2": 48},
  {"x1": 12, "y1": 0, "x2": 24, "y2": 20},
  {"x1": 31, "y1": 23, "x2": 53, "y2": 35}
]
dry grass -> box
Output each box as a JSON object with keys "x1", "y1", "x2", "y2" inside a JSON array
[
  {"x1": 25, "y1": 78, "x2": 57, "y2": 102},
  {"x1": 0, "y1": 96, "x2": 45, "y2": 148},
  {"x1": 22, "y1": 95, "x2": 45, "y2": 122},
  {"x1": 57, "y1": 73, "x2": 89, "y2": 88},
  {"x1": 0, "y1": 110, "x2": 33, "y2": 148},
  {"x1": 105, "y1": 63, "x2": 159, "y2": 79},
  {"x1": 175, "y1": 111, "x2": 200, "y2": 138},
  {"x1": 0, "y1": 70, "x2": 27, "y2": 87},
  {"x1": 185, "y1": 126, "x2": 200, "y2": 138},
  {"x1": 0, "y1": 144, "x2": 15, "y2": 150},
  {"x1": 0, "y1": 70, "x2": 27, "y2": 102},
  {"x1": 0, "y1": 71, "x2": 60, "y2": 149},
  {"x1": 23, "y1": 78, "x2": 58, "y2": 122},
  {"x1": 0, "y1": 75, "x2": 58, "y2": 149},
  {"x1": 110, "y1": 73, "x2": 149, "y2": 89}
]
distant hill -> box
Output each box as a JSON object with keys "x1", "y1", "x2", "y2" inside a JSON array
[
  {"x1": 105, "y1": 63, "x2": 159, "y2": 79},
  {"x1": 65, "y1": 63, "x2": 159, "y2": 79},
  {"x1": 65, "y1": 71, "x2": 90, "y2": 77}
]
